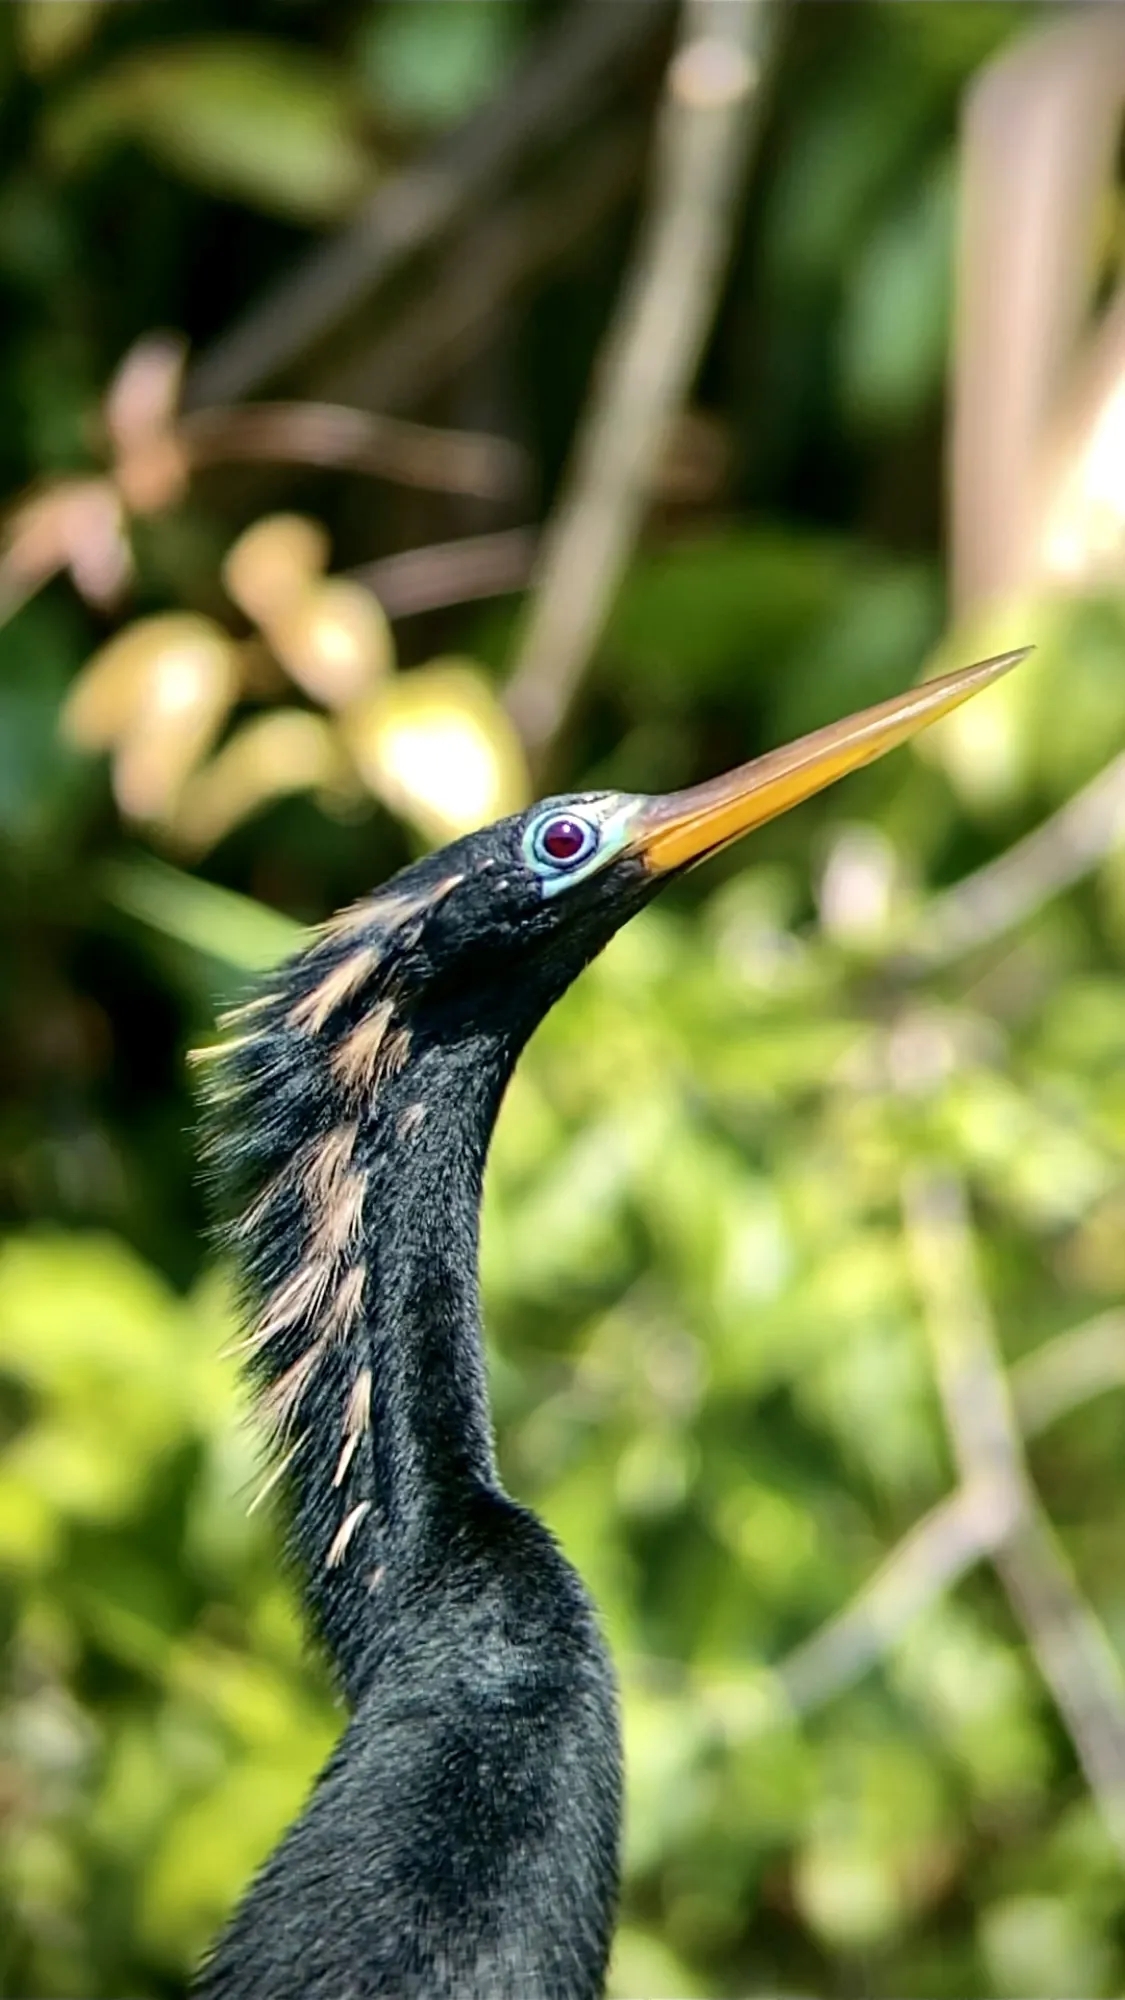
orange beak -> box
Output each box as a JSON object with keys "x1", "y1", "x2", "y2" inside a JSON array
[{"x1": 627, "y1": 649, "x2": 1029, "y2": 873}]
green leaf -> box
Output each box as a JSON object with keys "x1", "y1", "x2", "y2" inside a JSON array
[
  {"x1": 16, "y1": 0, "x2": 108, "y2": 75},
  {"x1": 604, "y1": 528, "x2": 858, "y2": 702},
  {"x1": 356, "y1": 0, "x2": 523, "y2": 131},
  {"x1": 100, "y1": 855, "x2": 301, "y2": 972},
  {"x1": 840, "y1": 155, "x2": 956, "y2": 426},
  {"x1": 46, "y1": 39, "x2": 375, "y2": 222}
]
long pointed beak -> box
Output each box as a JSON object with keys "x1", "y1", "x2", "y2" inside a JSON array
[{"x1": 627, "y1": 648, "x2": 1029, "y2": 873}]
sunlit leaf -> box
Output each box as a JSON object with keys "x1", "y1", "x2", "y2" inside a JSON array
[
  {"x1": 169, "y1": 710, "x2": 351, "y2": 855},
  {"x1": 105, "y1": 332, "x2": 190, "y2": 515},
  {"x1": 2, "y1": 477, "x2": 130, "y2": 612},
  {"x1": 221, "y1": 513, "x2": 330, "y2": 629},
  {"x1": 62, "y1": 612, "x2": 238, "y2": 822},
  {"x1": 607, "y1": 1925, "x2": 707, "y2": 2000},
  {"x1": 980, "y1": 1893, "x2": 1116, "y2": 1999},
  {"x1": 344, "y1": 659, "x2": 529, "y2": 840},
  {"x1": 916, "y1": 599, "x2": 1052, "y2": 809},
  {"x1": 267, "y1": 578, "x2": 395, "y2": 709}
]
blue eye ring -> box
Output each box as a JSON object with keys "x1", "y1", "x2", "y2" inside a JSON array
[{"x1": 525, "y1": 809, "x2": 600, "y2": 878}]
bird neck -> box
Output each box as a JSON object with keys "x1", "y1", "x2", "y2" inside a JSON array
[
  {"x1": 362, "y1": 1038, "x2": 503, "y2": 1538},
  {"x1": 275, "y1": 1029, "x2": 516, "y2": 1694},
  {"x1": 202, "y1": 917, "x2": 626, "y2": 1999}
]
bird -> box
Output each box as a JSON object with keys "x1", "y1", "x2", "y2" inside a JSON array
[{"x1": 192, "y1": 649, "x2": 1024, "y2": 2000}]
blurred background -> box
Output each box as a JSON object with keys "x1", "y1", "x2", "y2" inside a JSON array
[{"x1": 6, "y1": 1, "x2": 1125, "y2": 1994}]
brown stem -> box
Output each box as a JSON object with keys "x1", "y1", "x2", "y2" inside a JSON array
[
  {"x1": 903, "y1": 1167, "x2": 1125, "y2": 1866},
  {"x1": 352, "y1": 529, "x2": 536, "y2": 621},
  {"x1": 179, "y1": 403, "x2": 527, "y2": 503}
]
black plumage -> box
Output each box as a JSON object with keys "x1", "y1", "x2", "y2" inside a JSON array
[
  {"x1": 191, "y1": 653, "x2": 1024, "y2": 2000},
  {"x1": 195, "y1": 811, "x2": 652, "y2": 2000}
]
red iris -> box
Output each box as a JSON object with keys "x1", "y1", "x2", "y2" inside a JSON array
[{"x1": 540, "y1": 817, "x2": 587, "y2": 862}]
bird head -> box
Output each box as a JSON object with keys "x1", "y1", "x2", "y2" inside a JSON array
[
  {"x1": 293, "y1": 648, "x2": 1026, "y2": 1058},
  {"x1": 208, "y1": 646, "x2": 1027, "y2": 1221},
  {"x1": 197, "y1": 647, "x2": 1027, "y2": 1591}
]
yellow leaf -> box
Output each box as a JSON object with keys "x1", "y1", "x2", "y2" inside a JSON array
[
  {"x1": 914, "y1": 599, "x2": 1052, "y2": 810},
  {"x1": 221, "y1": 513, "x2": 330, "y2": 628},
  {"x1": 267, "y1": 578, "x2": 395, "y2": 709},
  {"x1": 169, "y1": 710, "x2": 350, "y2": 854},
  {"x1": 63, "y1": 613, "x2": 238, "y2": 823},
  {"x1": 344, "y1": 660, "x2": 529, "y2": 841}
]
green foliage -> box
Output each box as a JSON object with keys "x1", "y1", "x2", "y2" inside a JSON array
[
  {"x1": 46, "y1": 40, "x2": 376, "y2": 222},
  {"x1": 355, "y1": 0, "x2": 522, "y2": 132},
  {"x1": 0, "y1": 1235, "x2": 337, "y2": 1995},
  {"x1": 9, "y1": 863, "x2": 1125, "y2": 1995},
  {"x1": 3, "y1": 3, "x2": 1125, "y2": 1998}
]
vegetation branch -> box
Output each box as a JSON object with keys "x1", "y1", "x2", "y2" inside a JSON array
[
  {"x1": 903, "y1": 1168, "x2": 1125, "y2": 1868},
  {"x1": 906, "y1": 748, "x2": 1125, "y2": 969},
  {"x1": 504, "y1": 0, "x2": 772, "y2": 760},
  {"x1": 184, "y1": 0, "x2": 669, "y2": 409},
  {"x1": 352, "y1": 528, "x2": 536, "y2": 620},
  {"x1": 774, "y1": 1307, "x2": 1125, "y2": 1717}
]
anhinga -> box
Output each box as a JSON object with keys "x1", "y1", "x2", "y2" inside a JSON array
[{"x1": 194, "y1": 650, "x2": 1022, "y2": 2000}]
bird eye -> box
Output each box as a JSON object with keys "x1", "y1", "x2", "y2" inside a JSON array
[{"x1": 526, "y1": 811, "x2": 599, "y2": 876}]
